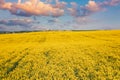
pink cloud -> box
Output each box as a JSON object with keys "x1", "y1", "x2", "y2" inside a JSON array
[
  {"x1": 0, "y1": 0, "x2": 120, "y2": 18},
  {"x1": 68, "y1": 0, "x2": 120, "y2": 17},
  {"x1": 0, "y1": 0, "x2": 12, "y2": 10},
  {"x1": 68, "y1": 1, "x2": 101, "y2": 17},
  {"x1": 53, "y1": 1, "x2": 67, "y2": 9},
  {"x1": 85, "y1": 0, "x2": 101, "y2": 12},
  {"x1": 101, "y1": 0, "x2": 120, "y2": 6},
  {"x1": 0, "y1": 0, "x2": 64, "y2": 17},
  {"x1": 67, "y1": 2, "x2": 78, "y2": 16}
]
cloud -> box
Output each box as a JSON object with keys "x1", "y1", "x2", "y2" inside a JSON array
[
  {"x1": 67, "y1": 2, "x2": 78, "y2": 16},
  {"x1": 101, "y1": 0, "x2": 120, "y2": 6},
  {"x1": 0, "y1": 0, "x2": 120, "y2": 18},
  {"x1": 53, "y1": 1, "x2": 67, "y2": 9},
  {"x1": 48, "y1": 18, "x2": 59, "y2": 23},
  {"x1": 0, "y1": 25, "x2": 8, "y2": 31},
  {"x1": 31, "y1": 26, "x2": 49, "y2": 30},
  {"x1": 68, "y1": 1, "x2": 102, "y2": 17},
  {"x1": 0, "y1": 0, "x2": 120, "y2": 31},
  {"x1": 0, "y1": 0, "x2": 12, "y2": 10},
  {"x1": 68, "y1": 0, "x2": 120, "y2": 17},
  {"x1": 0, "y1": 18, "x2": 33, "y2": 27},
  {"x1": 85, "y1": 0, "x2": 101, "y2": 12},
  {"x1": 0, "y1": 18, "x2": 37, "y2": 31},
  {"x1": 45, "y1": 0, "x2": 53, "y2": 3},
  {"x1": 75, "y1": 17, "x2": 90, "y2": 24},
  {"x1": 0, "y1": 0, "x2": 64, "y2": 17}
]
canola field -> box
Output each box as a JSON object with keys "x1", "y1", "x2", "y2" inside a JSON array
[{"x1": 0, "y1": 30, "x2": 120, "y2": 80}]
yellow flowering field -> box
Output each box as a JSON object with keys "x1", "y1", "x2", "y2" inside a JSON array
[{"x1": 0, "y1": 30, "x2": 120, "y2": 80}]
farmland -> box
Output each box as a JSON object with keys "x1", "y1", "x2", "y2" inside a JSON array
[{"x1": 0, "y1": 30, "x2": 120, "y2": 80}]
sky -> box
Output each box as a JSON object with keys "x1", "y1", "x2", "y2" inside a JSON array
[{"x1": 0, "y1": 0, "x2": 120, "y2": 31}]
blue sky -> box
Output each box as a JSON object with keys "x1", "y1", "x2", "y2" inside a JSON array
[{"x1": 0, "y1": 0, "x2": 120, "y2": 31}]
